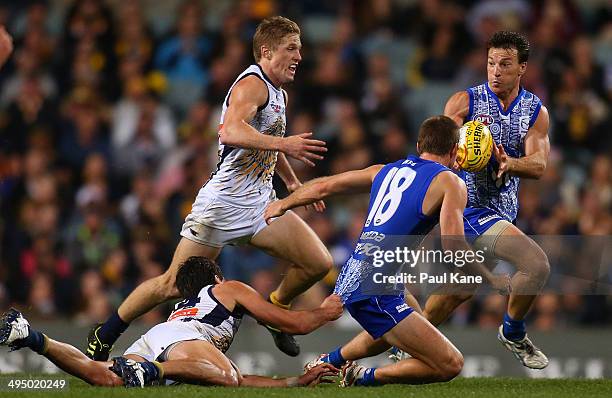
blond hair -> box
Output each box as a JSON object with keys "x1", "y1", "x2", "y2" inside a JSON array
[{"x1": 252, "y1": 16, "x2": 300, "y2": 62}]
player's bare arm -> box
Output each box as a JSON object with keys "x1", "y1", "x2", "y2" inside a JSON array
[
  {"x1": 240, "y1": 363, "x2": 339, "y2": 387},
  {"x1": 275, "y1": 152, "x2": 325, "y2": 212},
  {"x1": 437, "y1": 172, "x2": 511, "y2": 293},
  {"x1": 213, "y1": 281, "x2": 343, "y2": 335},
  {"x1": 0, "y1": 26, "x2": 13, "y2": 68},
  {"x1": 493, "y1": 106, "x2": 550, "y2": 179},
  {"x1": 219, "y1": 77, "x2": 326, "y2": 166},
  {"x1": 264, "y1": 164, "x2": 383, "y2": 222},
  {"x1": 444, "y1": 91, "x2": 470, "y2": 126}
]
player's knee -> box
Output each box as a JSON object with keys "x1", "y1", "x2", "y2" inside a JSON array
[
  {"x1": 317, "y1": 251, "x2": 334, "y2": 275},
  {"x1": 159, "y1": 272, "x2": 180, "y2": 300},
  {"x1": 438, "y1": 350, "x2": 463, "y2": 381},
  {"x1": 525, "y1": 247, "x2": 550, "y2": 285},
  {"x1": 303, "y1": 250, "x2": 333, "y2": 279},
  {"x1": 221, "y1": 367, "x2": 240, "y2": 387}
]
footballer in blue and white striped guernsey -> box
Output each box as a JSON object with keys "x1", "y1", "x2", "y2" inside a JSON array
[{"x1": 420, "y1": 31, "x2": 552, "y2": 370}]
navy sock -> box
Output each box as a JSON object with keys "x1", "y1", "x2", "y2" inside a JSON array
[
  {"x1": 356, "y1": 367, "x2": 379, "y2": 386},
  {"x1": 20, "y1": 327, "x2": 46, "y2": 354},
  {"x1": 323, "y1": 346, "x2": 346, "y2": 368},
  {"x1": 502, "y1": 313, "x2": 526, "y2": 341},
  {"x1": 98, "y1": 311, "x2": 129, "y2": 344},
  {"x1": 140, "y1": 361, "x2": 161, "y2": 384}
]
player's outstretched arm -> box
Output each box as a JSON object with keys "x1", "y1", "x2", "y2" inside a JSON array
[
  {"x1": 444, "y1": 91, "x2": 470, "y2": 126},
  {"x1": 219, "y1": 76, "x2": 327, "y2": 166},
  {"x1": 493, "y1": 106, "x2": 550, "y2": 179},
  {"x1": 240, "y1": 364, "x2": 339, "y2": 387},
  {"x1": 437, "y1": 172, "x2": 511, "y2": 294},
  {"x1": 275, "y1": 152, "x2": 325, "y2": 212},
  {"x1": 264, "y1": 164, "x2": 383, "y2": 222},
  {"x1": 221, "y1": 281, "x2": 343, "y2": 334}
]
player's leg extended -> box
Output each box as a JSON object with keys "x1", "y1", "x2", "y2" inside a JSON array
[
  {"x1": 44, "y1": 339, "x2": 123, "y2": 386},
  {"x1": 493, "y1": 223, "x2": 550, "y2": 369},
  {"x1": 0, "y1": 309, "x2": 122, "y2": 386},
  {"x1": 251, "y1": 211, "x2": 333, "y2": 305},
  {"x1": 495, "y1": 224, "x2": 549, "y2": 320},
  {"x1": 118, "y1": 238, "x2": 222, "y2": 322},
  {"x1": 344, "y1": 312, "x2": 463, "y2": 386},
  {"x1": 88, "y1": 237, "x2": 222, "y2": 360},
  {"x1": 250, "y1": 210, "x2": 332, "y2": 356}
]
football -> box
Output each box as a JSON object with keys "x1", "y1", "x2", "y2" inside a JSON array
[{"x1": 456, "y1": 120, "x2": 494, "y2": 172}]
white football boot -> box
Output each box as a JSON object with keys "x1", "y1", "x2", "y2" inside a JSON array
[
  {"x1": 340, "y1": 362, "x2": 368, "y2": 387},
  {"x1": 497, "y1": 324, "x2": 549, "y2": 369},
  {"x1": 0, "y1": 308, "x2": 30, "y2": 351}
]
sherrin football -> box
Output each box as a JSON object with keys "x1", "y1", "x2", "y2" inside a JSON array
[{"x1": 456, "y1": 120, "x2": 493, "y2": 172}]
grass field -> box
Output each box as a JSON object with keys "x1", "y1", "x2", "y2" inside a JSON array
[{"x1": 1, "y1": 375, "x2": 611, "y2": 398}]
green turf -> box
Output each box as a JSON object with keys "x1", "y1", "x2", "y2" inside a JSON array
[{"x1": 1, "y1": 375, "x2": 612, "y2": 398}]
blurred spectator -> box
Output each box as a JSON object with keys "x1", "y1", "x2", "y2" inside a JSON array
[
  {"x1": 111, "y1": 76, "x2": 176, "y2": 177},
  {"x1": 64, "y1": 194, "x2": 122, "y2": 271},
  {"x1": 58, "y1": 87, "x2": 111, "y2": 174},
  {"x1": 154, "y1": 0, "x2": 215, "y2": 113}
]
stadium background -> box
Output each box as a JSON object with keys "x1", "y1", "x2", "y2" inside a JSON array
[{"x1": 0, "y1": 0, "x2": 610, "y2": 378}]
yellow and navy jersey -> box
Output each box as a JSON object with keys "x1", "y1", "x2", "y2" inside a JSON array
[{"x1": 205, "y1": 64, "x2": 287, "y2": 207}]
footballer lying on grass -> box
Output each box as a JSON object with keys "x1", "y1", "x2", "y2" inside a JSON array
[{"x1": 0, "y1": 256, "x2": 342, "y2": 388}]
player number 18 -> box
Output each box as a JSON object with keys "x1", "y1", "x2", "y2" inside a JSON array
[{"x1": 365, "y1": 167, "x2": 416, "y2": 227}]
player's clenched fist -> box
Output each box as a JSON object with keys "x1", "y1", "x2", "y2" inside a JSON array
[
  {"x1": 280, "y1": 132, "x2": 327, "y2": 167},
  {"x1": 320, "y1": 294, "x2": 343, "y2": 321},
  {"x1": 0, "y1": 26, "x2": 13, "y2": 68}
]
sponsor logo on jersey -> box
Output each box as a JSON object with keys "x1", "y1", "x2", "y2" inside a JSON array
[
  {"x1": 396, "y1": 303, "x2": 410, "y2": 313},
  {"x1": 270, "y1": 102, "x2": 282, "y2": 113},
  {"x1": 474, "y1": 114, "x2": 494, "y2": 126}
]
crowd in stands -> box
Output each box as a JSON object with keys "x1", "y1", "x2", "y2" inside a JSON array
[{"x1": 0, "y1": 0, "x2": 610, "y2": 328}]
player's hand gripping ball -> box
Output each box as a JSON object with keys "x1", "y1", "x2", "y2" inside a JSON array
[{"x1": 456, "y1": 120, "x2": 493, "y2": 172}]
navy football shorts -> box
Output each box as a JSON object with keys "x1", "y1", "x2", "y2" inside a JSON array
[
  {"x1": 345, "y1": 295, "x2": 414, "y2": 339},
  {"x1": 463, "y1": 207, "x2": 506, "y2": 241}
]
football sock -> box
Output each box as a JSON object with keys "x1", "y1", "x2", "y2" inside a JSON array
[
  {"x1": 269, "y1": 291, "x2": 291, "y2": 310},
  {"x1": 502, "y1": 312, "x2": 526, "y2": 341},
  {"x1": 355, "y1": 367, "x2": 379, "y2": 386},
  {"x1": 323, "y1": 346, "x2": 346, "y2": 368},
  {"x1": 19, "y1": 327, "x2": 47, "y2": 354},
  {"x1": 98, "y1": 311, "x2": 129, "y2": 344},
  {"x1": 141, "y1": 360, "x2": 163, "y2": 384}
]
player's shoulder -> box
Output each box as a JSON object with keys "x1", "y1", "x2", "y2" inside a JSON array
[
  {"x1": 435, "y1": 170, "x2": 467, "y2": 193},
  {"x1": 217, "y1": 280, "x2": 247, "y2": 291},
  {"x1": 444, "y1": 91, "x2": 470, "y2": 122},
  {"x1": 229, "y1": 74, "x2": 268, "y2": 105},
  {"x1": 446, "y1": 91, "x2": 470, "y2": 106}
]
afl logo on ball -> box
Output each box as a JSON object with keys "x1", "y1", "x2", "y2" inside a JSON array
[{"x1": 474, "y1": 114, "x2": 494, "y2": 126}]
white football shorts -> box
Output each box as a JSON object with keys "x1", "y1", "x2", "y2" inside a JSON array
[{"x1": 180, "y1": 189, "x2": 276, "y2": 248}]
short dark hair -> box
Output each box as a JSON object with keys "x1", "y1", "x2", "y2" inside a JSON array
[
  {"x1": 253, "y1": 16, "x2": 300, "y2": 62},
  {"x1": 487, "y1": 31, "x2": 530, "y2": 63},
  {"x1": 175, "y1": 256, "x2": 224, "y2": 298},
  {"x1": 417, "y1": 115, "x2": 459, "y2": 156}
]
